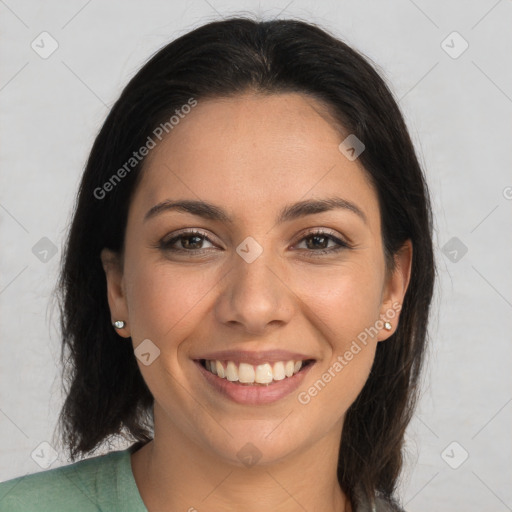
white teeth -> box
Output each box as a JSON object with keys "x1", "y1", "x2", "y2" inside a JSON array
[
  {"x1": 272, "y1": 361, "x2": 286, "y2": 381},
  {"x1": 216, "y1": 361, "x2": 225, "y2": 378},
  {"x1": 238, "y1": 362, "x2": 255, "y2": 383},
  {"x1": 226, "y1": 361, "x2": 238, "y2": 382},
  {"x1": 255, "y1": 363, "x2": 273, "y2": 384},
  {"x1": 202, "y1": 358, "x2": 308, "y2": 384}
]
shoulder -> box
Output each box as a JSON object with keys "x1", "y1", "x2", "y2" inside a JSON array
[{"x1": 0, "y1": 449, "x2": 128, "y2": 512}]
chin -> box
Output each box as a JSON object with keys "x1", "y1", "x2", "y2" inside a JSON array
[{"x1": 200, "y1": 420, "x2": 312, "y2": 468}]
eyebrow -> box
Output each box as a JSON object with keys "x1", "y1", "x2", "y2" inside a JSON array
[{"x1": 144, "y1": 196, "x2": 368, "y2": 225}]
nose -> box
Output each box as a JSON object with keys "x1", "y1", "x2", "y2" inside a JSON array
[{"x1": 214, "y1": 246, "x2": 295, "y2": 336}]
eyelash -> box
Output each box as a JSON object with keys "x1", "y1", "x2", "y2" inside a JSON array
[{"x1": 157, "y1": 228, "x2": 352, "y2": 257}]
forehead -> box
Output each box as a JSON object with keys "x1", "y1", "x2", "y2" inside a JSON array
[{"x1": 130, "y1": 92, "x2": 380, "y2": 229}]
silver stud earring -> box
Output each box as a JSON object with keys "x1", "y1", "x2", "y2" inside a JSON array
[
  {"x1": 384, "y1": 321, "x2": 392, "y2": 331},
  {"x1": 113, "y1": 320, "x2": 125, "y2": 329}
]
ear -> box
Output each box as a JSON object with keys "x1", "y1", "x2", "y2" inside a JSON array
[
  {"x1": 100, "y1": 248, "x2": 131, "y2": 338},
  {"x1": 377, "y1": 239, "x2": 413, "y2": 341}
]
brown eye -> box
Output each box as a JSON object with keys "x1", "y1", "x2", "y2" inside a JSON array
[
  {"x1": 159, "y1": 230, "x2": 216, "y2": 253},
  {"x1": 294, "y1": 229, "x2": 351, "y2": 257}
]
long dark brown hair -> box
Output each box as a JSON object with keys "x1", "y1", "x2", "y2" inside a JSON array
[{"x1": 52, "y1": 16, "x2": 436, "y2": 509}]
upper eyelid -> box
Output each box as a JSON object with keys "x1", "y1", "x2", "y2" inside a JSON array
[{"x1": 162, "y1": 228, "x2": 216, "y2": 243}]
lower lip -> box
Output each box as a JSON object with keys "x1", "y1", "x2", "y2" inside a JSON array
[{"x1": 194, "y1": 360, "x2": 315, "y2": 405}]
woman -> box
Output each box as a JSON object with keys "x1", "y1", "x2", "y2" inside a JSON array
[{"x1": 0, "y1": 16, "x2": 435, "y2": 512}]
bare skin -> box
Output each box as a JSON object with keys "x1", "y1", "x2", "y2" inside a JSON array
[{"x1": 101, "y1": 91, "x2": 412, "y2": 512}]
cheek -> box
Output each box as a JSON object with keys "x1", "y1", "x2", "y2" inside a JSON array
[
  {"x1": 124, "y1": 256, "x2": 215, "y2": 342},
  {"x1": 294, "y1": 259, "x2": 384, "y2": 344},
  {"x1": 291, "y1": 261, "x2": 383, "y2": 409}
]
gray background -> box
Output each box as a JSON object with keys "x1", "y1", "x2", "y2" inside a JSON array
[{"x1": 1, "y1": 1, "x2": 511, "y2": 510}]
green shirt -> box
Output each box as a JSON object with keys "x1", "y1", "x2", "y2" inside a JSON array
[
  {"x1": 0, "y1": 443, "x2": 147, "y2": 511},
  {"x1": 0, "y1": 443, "x2": 404, "y2": 511}
]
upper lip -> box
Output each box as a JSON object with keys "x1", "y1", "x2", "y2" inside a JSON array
[{"x1": 193, "y1": 349, "x2": 316, "y2": 366}]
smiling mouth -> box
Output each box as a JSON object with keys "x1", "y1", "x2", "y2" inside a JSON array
[{"x1": 197, "y1": 358, "x2": 316, "y2": 386}]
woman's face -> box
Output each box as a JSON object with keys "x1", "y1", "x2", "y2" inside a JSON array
[{"x1": 102, "y1": 92, "x2": 411, "y2": 466}]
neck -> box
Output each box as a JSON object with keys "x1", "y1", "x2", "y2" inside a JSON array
[{"x1": 131, "y1": 407, "x2": 350, "y2": 512}]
